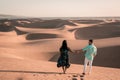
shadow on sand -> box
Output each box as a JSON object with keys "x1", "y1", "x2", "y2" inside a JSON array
[
  {"x1": 0, "y1": 70, "x2": 77, "y2": 75},
  {"x1": 50, "y1": 46, "x2": 120, "y2": 68}
]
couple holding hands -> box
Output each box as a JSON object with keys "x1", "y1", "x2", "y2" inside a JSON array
[{"x1": 57, "y1": 39, "x2": 97, "y2": 75}]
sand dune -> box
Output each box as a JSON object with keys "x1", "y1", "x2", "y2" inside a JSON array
[
  {"x1": 16, "y1": 26, "x2": 76, "y2": 40},
  {"x1": 75, "y1": 22, "x2": 120, "y2": 39},
  {"x1": 22, "y1": 19, "x2": 77, "y2": 28},
  {"x1": 26, "y1": 33, "x2": 59, "y2": 40},
  {"x1": 14, "y1": 27, "x2": 28, "y2": 35},
  {"x1": 72, "y1": 20, "x2": 104, "y2": 24},
  {"x1": 0, "y1": 19, "x2": 120, "y2": 80},
  {"x1": 0, "y1": 23, "x2": 14, "y2": 32}
]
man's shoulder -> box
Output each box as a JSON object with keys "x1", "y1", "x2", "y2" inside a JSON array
[{"x1": 92, "y1": 45, "x2": 97, "y2": 49}]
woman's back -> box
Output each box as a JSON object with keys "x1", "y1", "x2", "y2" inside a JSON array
[{"x1": 60, "y1": 48, "x2": 69, "y2": 59}]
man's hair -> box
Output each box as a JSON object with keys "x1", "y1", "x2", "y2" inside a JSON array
[{"x1": 89, "y1": 39, "x2": 93, "y2": 43}]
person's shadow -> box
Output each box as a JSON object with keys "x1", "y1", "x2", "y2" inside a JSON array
[{"x1": 0, "y1": 69, "x2": 63, "y2": 74}]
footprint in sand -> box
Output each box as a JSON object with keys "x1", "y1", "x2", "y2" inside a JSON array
[
  {"x1": 72, "y1": 77, "x2": 78, "y2": 80},
  {"x1": 72, "y1": 75, "x2": 78, "y2": 80},
  {"x1": 73, "y1": 74, "x2": 78, "y2": 77},
  {"x1": 17, "y1": 77, "x2": 23, "y2": 80},
  {"x1": 80, "y1": 75, "x2": 84, "y2": 80},
  {"x1": 33, "y1": 74, "x2": 36, "y2": 76}
]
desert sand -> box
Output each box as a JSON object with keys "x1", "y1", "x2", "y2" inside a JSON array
[{"x1": 0, "y1": 19, "x2": 120, "y2": 80}]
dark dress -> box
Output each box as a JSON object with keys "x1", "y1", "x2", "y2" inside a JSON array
[{"x1": 57, "y1": 48, "x2": 70, "y2": 68}]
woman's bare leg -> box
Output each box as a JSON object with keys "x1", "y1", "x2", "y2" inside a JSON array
[
  {"x1": 64, "y1": 67, "x2": 67, "y2": 74},
  {"x1": 62, "y1": 66, "x2": 65, "y2": 74}
]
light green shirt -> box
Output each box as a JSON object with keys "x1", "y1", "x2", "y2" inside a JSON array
[{"x1": 82, "y1": 44, "x2": 97, "y2": 60}]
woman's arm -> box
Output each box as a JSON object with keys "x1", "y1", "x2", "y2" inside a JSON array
[
  {"x1": 74, "y1": 49, "x2": 84, "y2": 53},
  {"x1": 68, "y1": 47, "x2": 74, "y2": 53}
]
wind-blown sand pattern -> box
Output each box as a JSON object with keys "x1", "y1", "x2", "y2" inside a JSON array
[{"x1": 0, "y1": 19, "x2": 120, "y2": 80}]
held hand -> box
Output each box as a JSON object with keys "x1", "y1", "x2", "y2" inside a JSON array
[
  {"x1": 71, "y1": 50, "x2": 75, "y2": 53},
  {"x1": 70, "y1": 50, "x2": 75, "y2": 54},
  {"x1": 75, "y1": 49, "x2": 83, "y2": 54},
  {"x1": 71, "y1": 50, "x2": 82, "y2": 54}
]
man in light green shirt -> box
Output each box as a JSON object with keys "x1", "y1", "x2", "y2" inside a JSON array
[{"x1": 78, "y1": 39, "x2": 97, "y2": 75}]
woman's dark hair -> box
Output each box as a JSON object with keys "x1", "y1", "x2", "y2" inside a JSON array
[{"x1": 60, "y1": 40, "x2": 68, "y2": 50}]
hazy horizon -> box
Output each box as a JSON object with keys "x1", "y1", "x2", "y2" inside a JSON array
[{"x1": 0, "y1": 0, "x2": 120, "y2": 17}]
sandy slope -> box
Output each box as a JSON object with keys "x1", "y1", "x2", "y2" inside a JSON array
[
  {"x1": 0, "y1": 57, "x2": 120, "y2": 80},
  {"x1": 0, "y1": 20, "x2": 120, "y2": 80}
]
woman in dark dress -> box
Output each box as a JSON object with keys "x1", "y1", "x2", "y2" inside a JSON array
[{"x1": 57, "y1": 40, "x2": 73, "y2": 74}]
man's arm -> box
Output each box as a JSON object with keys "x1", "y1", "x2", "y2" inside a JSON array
[
  {"x1": 93, "y1": 47, "x2": 97, "y2": 57},
  {"x1": 74, "y1": 49, "x2": 84, "y2": 53},
  {"x1": 79, "y1": 49, "x2": 84, "y2": 53},
  {"x1": 74, "y1": 45, "x2": 88, "y2": 53}
]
